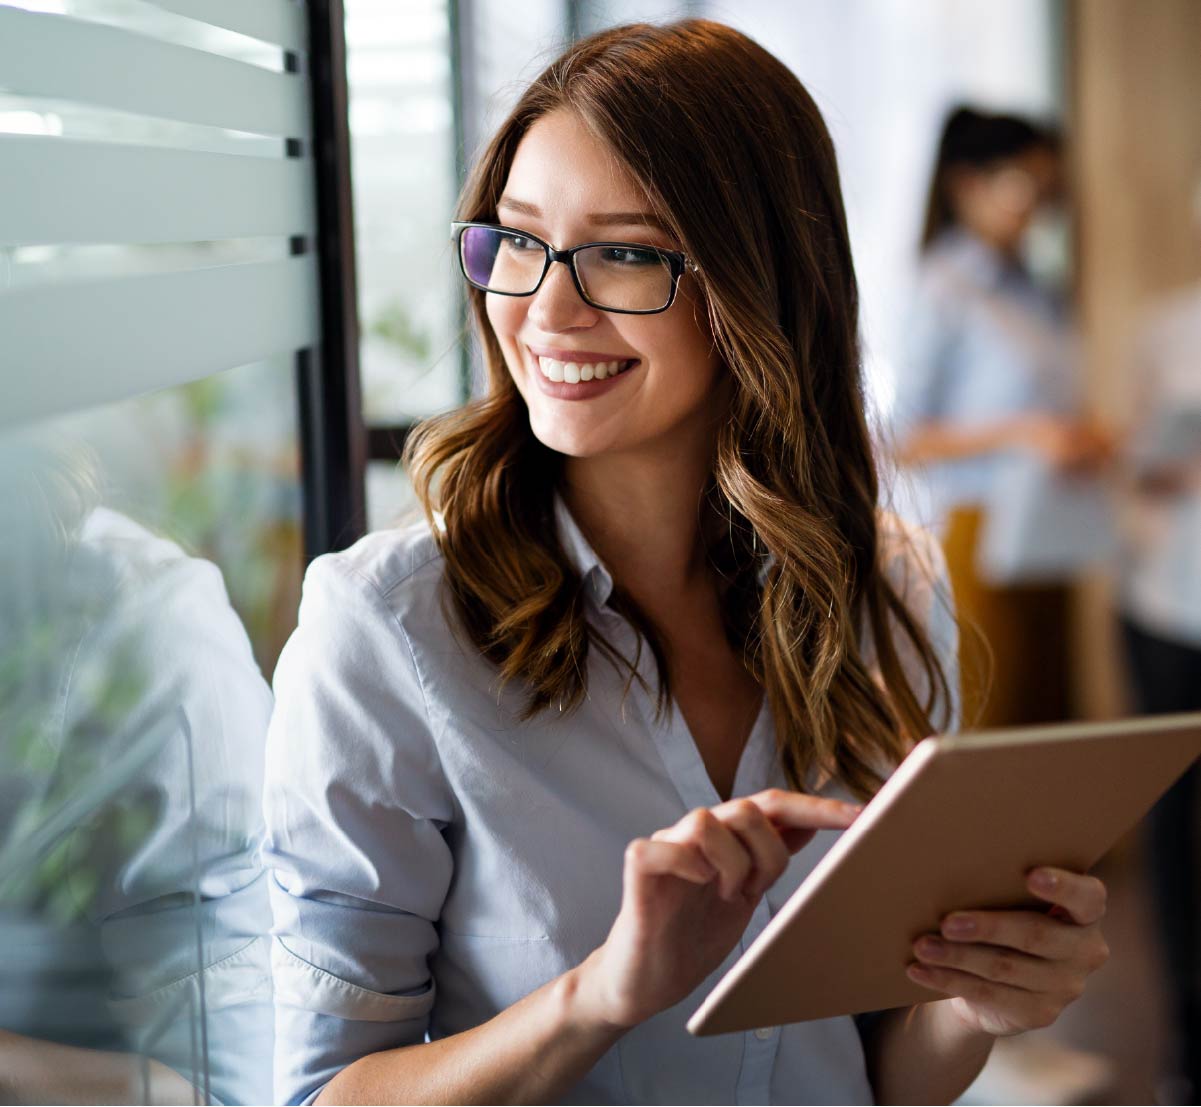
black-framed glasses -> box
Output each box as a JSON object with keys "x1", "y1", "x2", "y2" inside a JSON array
[{"x1": 451, "y1": 221, "x2": 696, "y2": 315}]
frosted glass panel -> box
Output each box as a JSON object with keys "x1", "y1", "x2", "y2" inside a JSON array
[
  {"x1": 3, "y1": 136, "x2": 315, "y2": 245},
  {"x1": 0, "y1": 7, "x2": 310, "y2": 136},
  {"x1": 2, "y1": 256, "x2": 320, "y2": 425},
  {"x1": 147, "y1": 0, "x2": 308, "y2": 53}
]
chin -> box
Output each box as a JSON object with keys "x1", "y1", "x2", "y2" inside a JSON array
[{"x1": 527, "y1": 413, "x2": 614, "y2": 459}]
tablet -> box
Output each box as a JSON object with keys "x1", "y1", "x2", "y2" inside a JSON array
[{"x1": 687, "y1": 712, "x2": 1201, "y2": 1036}]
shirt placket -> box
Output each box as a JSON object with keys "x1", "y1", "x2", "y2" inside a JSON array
[{"x1": 629, "y1": 642, "x2": 783, "y2": 1104}]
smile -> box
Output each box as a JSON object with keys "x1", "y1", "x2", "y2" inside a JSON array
[{"x1": 536, "y1": 355, "x2": 637, "y2": 383}]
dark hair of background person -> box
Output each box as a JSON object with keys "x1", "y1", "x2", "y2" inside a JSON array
[
  {"x1": 920, "y1": 104, "x2": 1061, "y2": 250},
  {"x1": 404, "y1": 18, "x2": 955, "y2": 801}
]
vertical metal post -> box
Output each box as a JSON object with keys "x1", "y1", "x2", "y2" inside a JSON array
[
  {"x1": 448, "y1": 0, "x2": 475, "y2": 402},
  {"x1": 297, "y1": 0, "x2": 367, "y2": 558}
]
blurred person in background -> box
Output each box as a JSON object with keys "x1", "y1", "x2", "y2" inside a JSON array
[
  {"x1": 1116, "y1": 178, "x2": 1201, "y2": 1104},
  {"x1": 893, "y1": 106, "x2": 1113, "y2": 730}
]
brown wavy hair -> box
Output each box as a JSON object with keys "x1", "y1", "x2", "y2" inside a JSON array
[{"x1": 405, "y1": 18, "x2": 954, "y2": 800}]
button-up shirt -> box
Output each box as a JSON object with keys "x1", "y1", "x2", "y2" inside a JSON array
[{"x1": 264, "y1": 499, "x2": 958, "y2": 1105}]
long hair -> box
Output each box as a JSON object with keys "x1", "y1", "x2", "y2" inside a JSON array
[
  {"x1": 406, "y1": 19, "x2": 954, "y2": 800},
  {"x1": 920, "y1": 105, "x2": 1059, "y2": 251}
]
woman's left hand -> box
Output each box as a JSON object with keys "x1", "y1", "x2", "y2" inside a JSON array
[{"x1": 906, "y1": 866, "x2": 1110, "y2": 1037}]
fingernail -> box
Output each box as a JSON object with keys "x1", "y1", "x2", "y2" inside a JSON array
[
  {"x1": 1031, "y1": 869, "x2": 1058, "y2": 892},
  {"x1": 916, "y1": 937, "x2": 945, "y2": 958},
  {"x1": 943, "y1": 913, "x2": 976, "y2": 937},
  {"x1": 906, "y1": 963, "x2": 933, "y2": 984}
]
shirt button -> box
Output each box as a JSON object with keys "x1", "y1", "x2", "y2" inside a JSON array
[{"x1": 754, "y1": 1026, "x2": 775, "y2": 1041}]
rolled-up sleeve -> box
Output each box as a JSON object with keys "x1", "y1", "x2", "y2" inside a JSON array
[{"x1": 263, "y1": 555, "x2": 455, "y2": 1106}]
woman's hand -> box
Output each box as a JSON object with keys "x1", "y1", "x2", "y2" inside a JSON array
[
  {"x1": 906, "y1": 866, "x2": 1110, "y2": 1037},
  {"x1": 573, "y1": 789, "x2": 861, "y2": 1030},
  {"x1": 1020, "y1": 415, "x2": 1116, "y2": 474}
]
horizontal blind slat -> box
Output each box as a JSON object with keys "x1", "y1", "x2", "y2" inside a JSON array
[
  {"x1": 144, "y1": 0, "x2": 307, "y2": 53},
  {"x1": 1, "y1": 137, "x2": 316, "y2": 245},
  {"x1": 0, "y1": 9, "x2": 310, "y2": 138},
  {"x1": 1, "y1": 257, "x2": 320, "y2": 426}
]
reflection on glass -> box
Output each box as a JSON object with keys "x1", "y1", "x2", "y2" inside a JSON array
[{"x1": 0, "y1": 360, "x2": 301, "y2": 1104}]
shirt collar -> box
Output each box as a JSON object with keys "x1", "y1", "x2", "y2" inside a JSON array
[{"x1": 553, "y1": 493, "x2": 615, "y2": 608}]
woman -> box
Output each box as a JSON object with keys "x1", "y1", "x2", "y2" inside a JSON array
[
  {"x1": 894, "y1": 106, "x2": 1112, "y2": 727},
  {"x1": 1119, "y1": 266, "x2": 1201, "y2": 1102},
  {"x1": 266, "y1": 23, "x2": 1110, "y2": 1105}
]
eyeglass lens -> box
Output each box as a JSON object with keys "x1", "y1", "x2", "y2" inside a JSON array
[{"x1": 459, "y1": 225, "x2": 674, "y2": 311}]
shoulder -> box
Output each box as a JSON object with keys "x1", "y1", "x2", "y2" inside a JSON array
[
  {"x1": 311, "y1": 515, "x2": 443, "y2": 600},
  {"x1": 915, "y1": 235, "x2": 974, "y2": 299},
  {"x1": 300, "y1": 515, "x2": 449, "y2": 635},
  {"x1": 273, "y1": 516, "x2": 461, "y2": 722},
  {"x1": 269, "y1": 518, "x2": 457, "y2": 791}
]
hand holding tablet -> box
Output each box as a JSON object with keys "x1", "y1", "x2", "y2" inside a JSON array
[
  {"x1": 688, "y1": 712, "x2": 1201, "y2": 1036},
  {"x1": 906, "y1": 862, "x2": 1110, "y2": 1038}
]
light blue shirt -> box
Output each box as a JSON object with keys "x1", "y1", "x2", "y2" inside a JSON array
[
  {"x1": 264, "y1": 499, "x2": 958, "y2": 1105},
  {"x1": 894, "y1": 228, "x2": 1079, "y2": 521}
]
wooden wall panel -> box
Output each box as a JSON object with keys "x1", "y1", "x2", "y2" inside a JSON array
[{"x1": 1069, "y1": 0, "x2": 1201, "y2": 718}]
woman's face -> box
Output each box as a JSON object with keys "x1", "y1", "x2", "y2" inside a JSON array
[
  {"x1": 950, "y1": 145, "x2": 1061, "y2": 253},
  {"x1": 484, "y1": 108, "x2": 723, "y2": 463}
]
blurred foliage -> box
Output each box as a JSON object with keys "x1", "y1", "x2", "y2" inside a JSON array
[{"x1": 367, "y1": 298, "x2": 432, "y2": 363}]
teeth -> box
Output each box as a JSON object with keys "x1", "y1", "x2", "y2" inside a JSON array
[{"x1": 537, "y1": 356, "x2": 631, "y2": 383}]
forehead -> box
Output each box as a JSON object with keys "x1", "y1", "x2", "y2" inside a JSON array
[{"x1": 503, "y1": 108, "x2": 649, "y2": 213}]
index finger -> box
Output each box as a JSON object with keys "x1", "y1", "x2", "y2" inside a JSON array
[
  {"x1": 744, "y1": 789, "x2": 863, "y2": 835},
  {"x1": 1027, "y1": 867, "x2": 1107, "y2": 927}
]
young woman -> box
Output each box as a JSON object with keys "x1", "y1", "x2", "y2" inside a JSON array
[
  {"x1": 265, "y1": 23, "x2": 1110, "y2": 1105},
  {"x1": 893, "y1": 106, "x2": 1112, "y2": 728}
]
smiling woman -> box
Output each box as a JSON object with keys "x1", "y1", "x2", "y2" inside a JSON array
[{"x1": 264, "y1": 18, "x2": 1111, "y2": 1107}]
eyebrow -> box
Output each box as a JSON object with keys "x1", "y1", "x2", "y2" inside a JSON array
[{"x1": 497, "y1": 196, "x2": 673, "y2": 234}]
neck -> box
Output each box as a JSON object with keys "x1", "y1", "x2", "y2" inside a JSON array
[
  {"x1": 960, "y1": 221, "x2": 1020, "y2": 261},
  {"x1": 561, "y1": 445, "x2": 715, "y2": 607}
]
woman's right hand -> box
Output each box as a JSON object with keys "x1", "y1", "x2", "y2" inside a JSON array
[
  {"x1": 1020, "y1": 415, "x2": 1115, "y2": 473},
  {"x1": 571, "y1": 789, "x2": 862, "y2": 1030}
]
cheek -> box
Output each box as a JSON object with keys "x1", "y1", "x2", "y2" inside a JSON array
[
  {"x1": 660, "y1": 296, "x2": 721, "y2": 391},
  {"x1": 484, "y1": 295, "x2": 526, "y2": 364}
]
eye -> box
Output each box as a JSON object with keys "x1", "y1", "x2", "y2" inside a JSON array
[
  {"x1": 504, "y1": 234, "x2": 542, "y2": 252},
  {"x1": 597, "y1": 246, "x2": 661, "y2": 266}
]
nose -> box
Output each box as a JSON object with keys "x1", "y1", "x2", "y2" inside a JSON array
[{"x1": 526, "y1": 259, "x2": 599, "y2": 333}]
